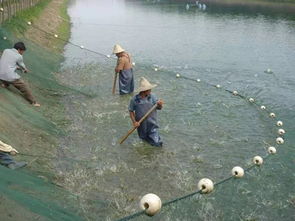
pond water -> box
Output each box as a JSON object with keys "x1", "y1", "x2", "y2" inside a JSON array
[{"x1": 57, "y1": 0, "x2": 295, "y2": 220}]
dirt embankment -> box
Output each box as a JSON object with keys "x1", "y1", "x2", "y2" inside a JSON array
[{"x1": 25, "y1": 0, "x2": 70, "y2": 52}]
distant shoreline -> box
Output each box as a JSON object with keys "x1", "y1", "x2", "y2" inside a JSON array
[
  {"x1": 180, "y1": 0, "x2": 295, "y2": 3},
  {"x1": 175, "y1": 0, "x2": 295, "y2": 15}
]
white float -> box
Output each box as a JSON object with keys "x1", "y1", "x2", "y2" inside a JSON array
[
  {"x1": 233, "y1": 91, "x2": 238, "y2": 95},
  {"x1": 154, "y1": 68, "x2": 158, "y2": 71},
  {"x1": 260, "y1": 105, "x2": 266, "y2": 110},
  {"x1": 276, "y1": 121, "x2": 283, "y2": 126},
  {"x1": 54, "y1": 34, "x2": 58, "y2": 38},
  {"x1": 278, "y1": 129, "x2": 285, "y2": 135},
  {"x1": 80, "y1": 45, "x2": 84, "y2": 49},
  {"x1": 140, "y1": 193, "x2": 162, "y2": 216},
  {"x1": 216, "y1": 84, "x2": 221, "y2": 88},
  {"x1": 198, "y1": 178, "x2": 214, "y2": 193},
  {"x1": 268, "y1": 146, "x2": 277, "y2": 154},
  {"x1": 186, "y1": 4, "x2": 190, "y2": 10},
  {"x1": 253, "y1": 156, "x2": 263, "y2": 166},
  {"x1": 249, "y1": 98, "x2": 255, "y2": 103},
  {"x1": 0, "y1": 8, "x2": 4, "y2": 12},
  {"x1": 276, "y1": 137, "x2": 284, "y2": 144},
  {"x1": 132, "y1": 62, "x2": 136, "y2": 66},
  {"x1": 231, "y1": 166, "x2": 244, "y2": 178},
  {"x1": 176, "y1": 74, "x2": 180, "y2": 78},
  {"x1": 266, "y1": 68, "x2": 272, "y2": 73},
  {"x1": 106, "y1": 54, "x2": 111, "y2": 58},
  {"x1": 3, "y1": 36, "x2": 7, "y2": 40},
  {"x1": 196, "y1": 79, "x2": 201, "y2": 82},
  {"x1": 269, "y1": 113, "x2": 276, "y2": 118},
  {"x1": 27, "y1": 21, "x2": 32, "y2": 25}
]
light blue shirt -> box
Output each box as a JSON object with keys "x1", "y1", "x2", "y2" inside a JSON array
[
  {"x1": 129, "y1": 93, "x2": 158, "y2": 112},
  {"x1": 0, "y1": 48, "x2": 26, "y2": 82}
]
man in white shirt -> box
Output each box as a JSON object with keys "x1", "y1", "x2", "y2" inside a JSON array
[{"x1": 0, "y1": 42, "x2": 40, "y2": 107}]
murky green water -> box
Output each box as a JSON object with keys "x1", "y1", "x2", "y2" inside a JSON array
[{"x1": 57, "y1": 0, "x2": 295, "y2": 220}]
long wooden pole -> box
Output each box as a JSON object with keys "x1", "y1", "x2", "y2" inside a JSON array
[
  {"x1": 119, "y1": 103, "x2": 158, "y2": 144},
  {"x1": 112, "y1": 72, "x2": 118, "y2": 94}
]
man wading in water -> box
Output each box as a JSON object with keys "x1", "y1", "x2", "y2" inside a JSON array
[
  {"x1": 128, "y1": 77, "x2": 163, "y2": 147},
  {"x1": 113, "y1": 44, "x2": 134, "y2": 95}
]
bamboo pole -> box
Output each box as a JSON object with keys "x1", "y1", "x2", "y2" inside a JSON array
[
  {"x1": 112, "y1": 72, "x2": 118, "y2": 94},
  {"x1": 119, "y1": 103, "x2": 158, "y2": 144}
]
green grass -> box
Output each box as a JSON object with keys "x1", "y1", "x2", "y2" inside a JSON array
[
  {"x1": 56, "y1": 0, "x2": 71, "y2": 50},
  {"x1": 2, "y1": 0, "x2": 71, "y2": 52},
  {"x1": 2, "y1": 0, "x2": 52, "y2": 34}
]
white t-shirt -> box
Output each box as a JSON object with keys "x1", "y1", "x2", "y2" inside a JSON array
[{"x1": 0, "y1": 48, "x2": 26, "y2": 82}]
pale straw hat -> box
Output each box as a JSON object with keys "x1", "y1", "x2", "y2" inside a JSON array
[
  {"x1": 0, "y1": 140, "x2": 18, "y2": 154},
  {"x1": 137, "y1": 77, "x2": 157, "y2": 92},
  {"x1": 113, "y1": 44, "x2": 125, "y2": 54}
]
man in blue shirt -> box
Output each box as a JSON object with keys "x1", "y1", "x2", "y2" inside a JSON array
[
  {"x1": 129, "y1": 77, "x2": 163, "y2": 147},
  {"x1": 0, "y1": 42, "x2": 40, "y2": 106}
]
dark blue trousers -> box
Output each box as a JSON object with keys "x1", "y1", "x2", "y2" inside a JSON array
[{"x1": 0, "y1": 151, "x2": 14, "y2": 166}]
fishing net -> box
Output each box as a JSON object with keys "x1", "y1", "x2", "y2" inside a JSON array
[{"x1": 0, "y1": 1, "x2": 294, "y2": 221}]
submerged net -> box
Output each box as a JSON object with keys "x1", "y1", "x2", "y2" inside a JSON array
[{"x1": 0, "y1": 1, "x2": 295, "y2": 221}]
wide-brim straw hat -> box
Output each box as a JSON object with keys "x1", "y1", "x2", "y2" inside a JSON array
[
  {"x1": 137, "y1": 77, "x2": 157, "y2": 92},
  {"x1": 113, "y1": 44, "x2": 125, "y2": 54},
  {"x1": 0, "y1": 140, "x2": 18, "y2": 154}
]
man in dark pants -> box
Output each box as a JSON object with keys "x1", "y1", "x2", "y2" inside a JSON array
[
  {"x1": 0, "y1": 140, "x2": 27, "y2": 170},
  {"x1": 0, "y1": 42, "x2": 40, "y2": 106},
  {"x1": 129, "y1": 77, "x2": 163, "y2": 147},
  {"x1": 113, "y1": 44, "x2": 134, "y2": 95}
]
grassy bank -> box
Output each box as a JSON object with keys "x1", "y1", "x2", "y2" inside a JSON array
[
  {"x1": 56, "y1": 0, "x2": 71, "y2": 49},
  {"x1": 2, "y1": 0, "x2": 52, "y2": 34}
]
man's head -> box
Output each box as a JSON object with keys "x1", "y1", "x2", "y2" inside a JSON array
[
  {"x1": 113, "y1": 44, "x2": 125, "y2": 57},
  {"x1": 14, "y1": 42, "x2": 26, "y2": 55},
  {"x1": 115, "y1": 52, "x2": 124, "y2": 58},
  {"x1": 140, "y1": 89, "x2": 151, "y2": 97},
  {"x1": 137, "y1": 77, "x2": 157, "y2": 94}
]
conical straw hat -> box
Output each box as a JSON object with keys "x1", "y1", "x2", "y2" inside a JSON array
[
  {"x1": 113, "y1": 44, "x2": 125, "y2": 54},
  {"x1": 137, "y1": 77, "x2": 157, "y2": 92},
  {"x1": 0, "y1": 140, "x2": 18, "y2": 154}
]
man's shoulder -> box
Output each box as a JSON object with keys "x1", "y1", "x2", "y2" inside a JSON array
[
  {"x1": 3, "y1": 48, "x2": 13, "y2": 53},
  {"x1": 120, "y1": 53, "x2": 130, "y2": 61},
  {"x1": 3, "y1": 48, "x2": 18, "y2": 56},
  {"x1": 130, "y1": 94, "x2": 140, "y2": 102},
  {"x1": 131, "y1": 94, "x2": 139, "y2": 100}
]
